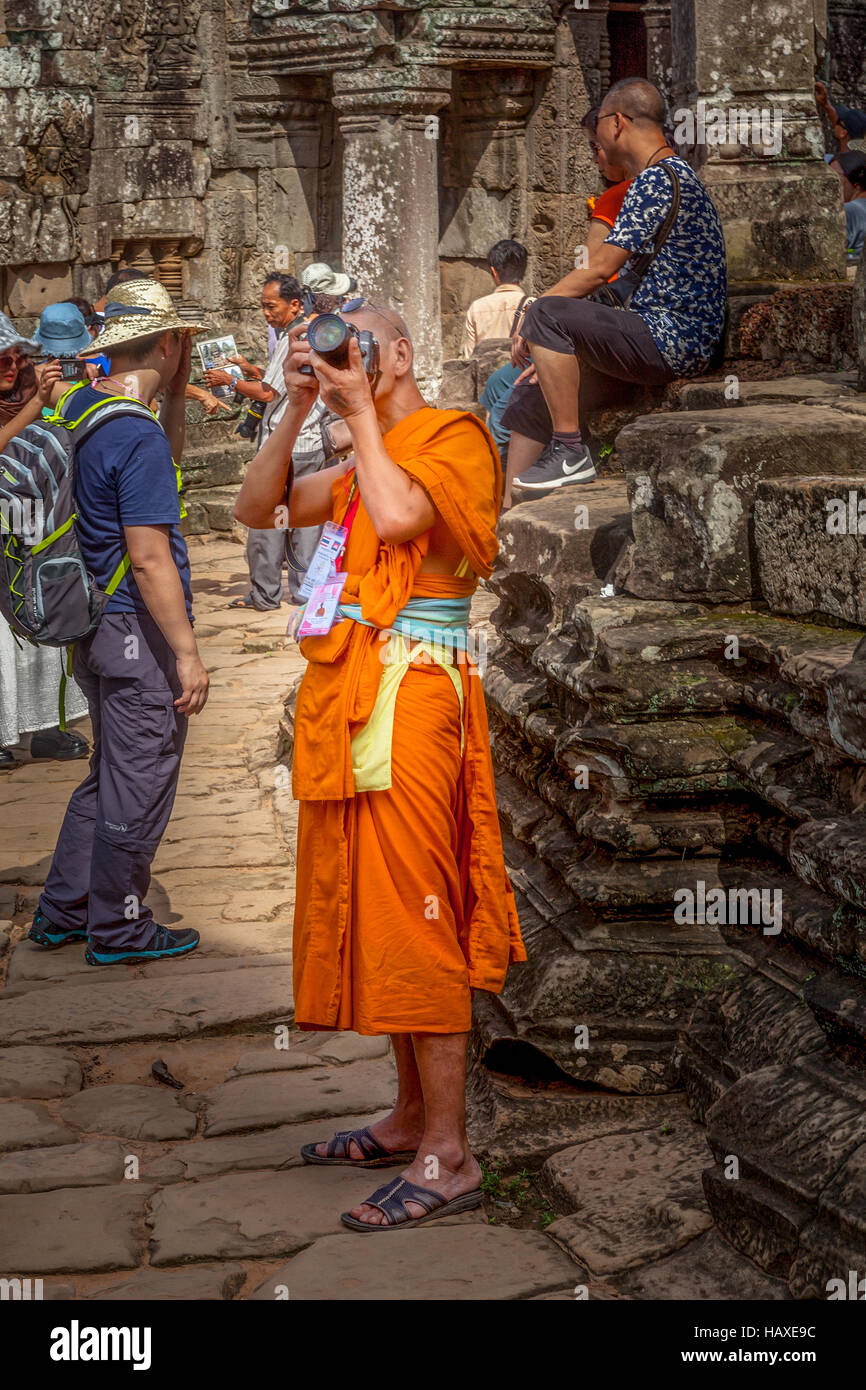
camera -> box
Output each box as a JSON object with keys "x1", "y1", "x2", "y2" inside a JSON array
[
  {"x1": 236, "y1": 399, "x2": 265, "y2": 441},
  {"x1": 301, "y1": 314, "x2": 379, "y2": 380},
  {"x1": 57, "y1": 355, "x2": 87, "y2": 382}
]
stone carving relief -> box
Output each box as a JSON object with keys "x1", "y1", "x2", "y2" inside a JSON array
[
  {"x1": 114, "y1": 0, "x2": 203, "y2": 89},
  {"x1": 23, "y1": 109, "x2": 91, "y2": 198}
]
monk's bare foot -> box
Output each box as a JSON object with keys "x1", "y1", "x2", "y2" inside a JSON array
[
  {"x1": 314, "y1": 1107, "x2": 424, "y2": 1161},
  {"x1": 347, "y1": 1139, "x2": 482, "y2": 1226}
]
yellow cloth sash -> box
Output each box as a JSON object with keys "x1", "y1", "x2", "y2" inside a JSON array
[{"x1": 351, "y1": 632, "x2": 464, "y2": 793}]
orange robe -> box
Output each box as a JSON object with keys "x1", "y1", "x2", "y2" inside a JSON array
[{"x1": 291, "y1": 405, "x2": 525, "y2": 1034}]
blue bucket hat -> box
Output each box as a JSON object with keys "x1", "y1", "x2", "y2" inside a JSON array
[{"x1": 36, "y1": 302, "x2": 93, "y2": 357}]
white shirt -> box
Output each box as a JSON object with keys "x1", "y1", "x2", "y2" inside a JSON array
[{"x1": 261, "y1": 329, "x2": 290, "y2": 437}]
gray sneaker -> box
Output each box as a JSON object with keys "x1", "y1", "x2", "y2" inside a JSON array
[{"x1": 512, "y1": 439, "x2": 597, "y2": 498}]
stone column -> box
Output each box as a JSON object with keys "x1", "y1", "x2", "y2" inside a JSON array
[
  {"x1": 332, "y1": 66, "x2": 452, "y2": 392},
  {"x1": 643, "y1": 3, "x2": 673, "y2": 96},
  {"x1": 670, "y1": 0, "x2": 845, "y2": 282}
]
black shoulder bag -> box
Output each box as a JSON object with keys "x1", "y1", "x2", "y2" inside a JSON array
[{"x1": 589, "y1": 160, "x2": 681, "y2": 311}]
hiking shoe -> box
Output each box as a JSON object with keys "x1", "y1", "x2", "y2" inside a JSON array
[
  {"x1": 511, "y1": 439, "x2": 597, "y2": 498},
  {"x1": 85, "y1": 925, "x2": 200, "y2": 967},
  {"x1": 28, "y1": 909, "x2": 88, "y2": 949},
  {"x1": 30, "y1": 728, "x2": 89, "y2": 761}
]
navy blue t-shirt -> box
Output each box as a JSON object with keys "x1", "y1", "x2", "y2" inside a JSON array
[{"x1": 72, "y1": 386, "x2": 193, "y2": 620}]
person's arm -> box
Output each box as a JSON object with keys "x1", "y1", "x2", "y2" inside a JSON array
[
  {"x1": 313, "y1": 340, "x2": 435, "y2": 545},
  {"x1": 184, "y1": 382, "x2": 231, "y2": 415},
  {"x1": 290, "y1": 457, "x2": 354, "y2": 527},
  {"x1": 462, "y1": 306, "x2": 477, "y2": 361},
  {"x1": 0, "y1": 360, "x2": 63, "y2": 452},
  {"x1": 233, "y1": 397, "x2": 309, "y2": 528},
  {"x1": 123, "y1": 523, "x2": 208, "y2": 715},
  {"x1": 204, "y1": 369, "x2": 275, "y2": 403},
  {"x1": 159, "y1": 333, "x2": 191, "y2": 463},
  {"x1": 586, "y1": 219, "x2": 613, "y2": 258},
  {"x1": 541, "y1": 241, "x2": 630, "y2": 298},
  {"x1": 816, "y1": 80, "x2": 839, "y2": 127},
  {"x1": 233, "y1": 323, "x2": 315, "y2": 528},
  {"x1": 228, "y1": 353, "x2": 263, "y2": 381}
]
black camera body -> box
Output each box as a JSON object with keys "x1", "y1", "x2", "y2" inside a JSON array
[
  {"x1": 57, "y1": 356, "x2": 87, "y2": 382},
  {"x1": 236, "y1": 399, "x2": 265, "y2": 441},
  {"x1": 301, "y1": 314, "x2": 379, "y2": 380}
]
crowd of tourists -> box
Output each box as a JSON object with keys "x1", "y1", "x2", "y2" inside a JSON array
[
  {"x1": 463, "y1": 77, "x2": 866, "y2": 505},
  {"x1": 0, "y1": 69, "x2": 862, "y2": 1233}
]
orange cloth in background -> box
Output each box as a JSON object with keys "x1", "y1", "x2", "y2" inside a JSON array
[
  {"x1": 587, "y1": 178, "x2": 632, "y2": 229},
  {"x1": 291, "y1": 406, "x2": 525, "y2": 1033}
]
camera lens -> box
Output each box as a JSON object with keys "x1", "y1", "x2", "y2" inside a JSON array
[
  {"x1": 308, "y1": 316, "x2": 345, "y2": 351},
  {"x1": 307, "y1": 314, "x2": 349, "y2": 360}
]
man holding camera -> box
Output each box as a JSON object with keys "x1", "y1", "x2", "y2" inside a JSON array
[
  {"x1": 235, "y1": 304, "x2": 524, "y2": 1231},
  {"x1": 205, "y1": 272, "x2": 307, "y2": 610}
]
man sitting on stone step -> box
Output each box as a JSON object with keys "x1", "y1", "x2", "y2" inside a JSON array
[{"x1": 505, "y1": 77, "x2": 727, "y2": 501}]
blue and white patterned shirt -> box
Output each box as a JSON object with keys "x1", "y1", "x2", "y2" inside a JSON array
[{"x1": 605, "y1": 156, "x2": 727, "y2": 375}]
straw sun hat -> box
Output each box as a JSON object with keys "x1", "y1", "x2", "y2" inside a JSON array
[{"x1": 82, "y1": 278, "x2": 205, "y2": 357}]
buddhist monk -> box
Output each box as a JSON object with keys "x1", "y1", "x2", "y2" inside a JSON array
[{"x1": 234, "y1": 305, "x2": 524, "y2": 1230}]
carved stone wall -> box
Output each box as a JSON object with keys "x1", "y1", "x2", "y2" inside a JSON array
[
  {"x1": 481, "y1": 367, "x2": 866, "y2": 1295},
  {"x1": 0, "y1": 0, "x2": 856, "y2": 351}
]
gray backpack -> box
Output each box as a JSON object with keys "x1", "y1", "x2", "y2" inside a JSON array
[{"x1": 0, "y1": 383, "x2": 156, "y2": 647}]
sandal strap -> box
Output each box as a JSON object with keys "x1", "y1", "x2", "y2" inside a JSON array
[
  {"x1": 327, "y1": 1126, "x2": 379, "y2": 1161},
  {"x1": 364, "y1": 1177, "x2": 445, "y2": 1226}
]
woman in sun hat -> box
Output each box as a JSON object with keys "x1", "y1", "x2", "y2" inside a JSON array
[{"x1": 0, "y1": 312, "x2": 42, "y2": 439}]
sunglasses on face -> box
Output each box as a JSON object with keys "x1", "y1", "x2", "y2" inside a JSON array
[{"x1": 0, "y1": 351, "x2": 23, "y2": 374}]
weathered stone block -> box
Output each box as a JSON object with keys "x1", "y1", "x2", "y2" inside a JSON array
[
  {"x1": 0, "y1": 1184, "x2": 154, "y2": 1273},
  {"x1": 754, "y1": 475, "x2": 866, "y2": 626},
  {"x1": 5, "y1": 263, "x2": 72, "y2": 318},
  {"x1": 0, "y1": 1046, "x2": 82, "y2": 1099},
  {"x1": 678, "y1": 375, "x2": 856, "y2": 411},
  {"x1": 0, "y1": 44, "x2": 41, "y2": 87},
  {"x1": 623, "y1": 406, "x2": 866, "y2": 602},
  {"x1": 250, "y1": 1226, "x2": 576, "y2": 1302},
  {"x1": 542, "y1": 1124, "x2": 714, "y2": 1275}
]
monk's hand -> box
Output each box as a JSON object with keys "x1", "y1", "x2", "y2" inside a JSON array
[
  {"x1": 284, "y1": 320, "x2": 320, "y2": 410},
  {"x1": 312, "y1": 336, "x2": 373, "y2": 422}
]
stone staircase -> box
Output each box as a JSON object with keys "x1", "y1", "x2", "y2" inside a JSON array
[
  {"x1": 479, "y1": 373, "x2": 866, "y2": 1298},
  {"x1": 179, "y1": 416, "x2": 251, "y2": 539}
]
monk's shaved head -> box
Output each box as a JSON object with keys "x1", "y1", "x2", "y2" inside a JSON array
[{"x1": 343, "y1": 303, "x2": 412, "y2": 344}]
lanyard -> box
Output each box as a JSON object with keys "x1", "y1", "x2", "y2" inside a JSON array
[{"x1": 337, "y1": 471, "x2": 361, "y2": 571}]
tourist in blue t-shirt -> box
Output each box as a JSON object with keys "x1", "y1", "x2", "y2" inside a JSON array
[
  {"x1": 28, "y1": 279, "x2": 212, "y2": 967},
  {"x1": 504, "y1": 77, "x2": 727, "y2": 501}
]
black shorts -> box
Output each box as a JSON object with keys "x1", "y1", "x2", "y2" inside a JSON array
[{"x1": 501, "y1": 295, "x2": 675, "y2": 445}]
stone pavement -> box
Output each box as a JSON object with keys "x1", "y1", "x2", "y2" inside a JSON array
[{"x1": 0, "y1": 537, "x2": 582, "y2": 1301}]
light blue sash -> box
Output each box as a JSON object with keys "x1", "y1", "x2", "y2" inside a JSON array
[{"x1": 338, "y1": 595, "x2": 471, "y2": 651}]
